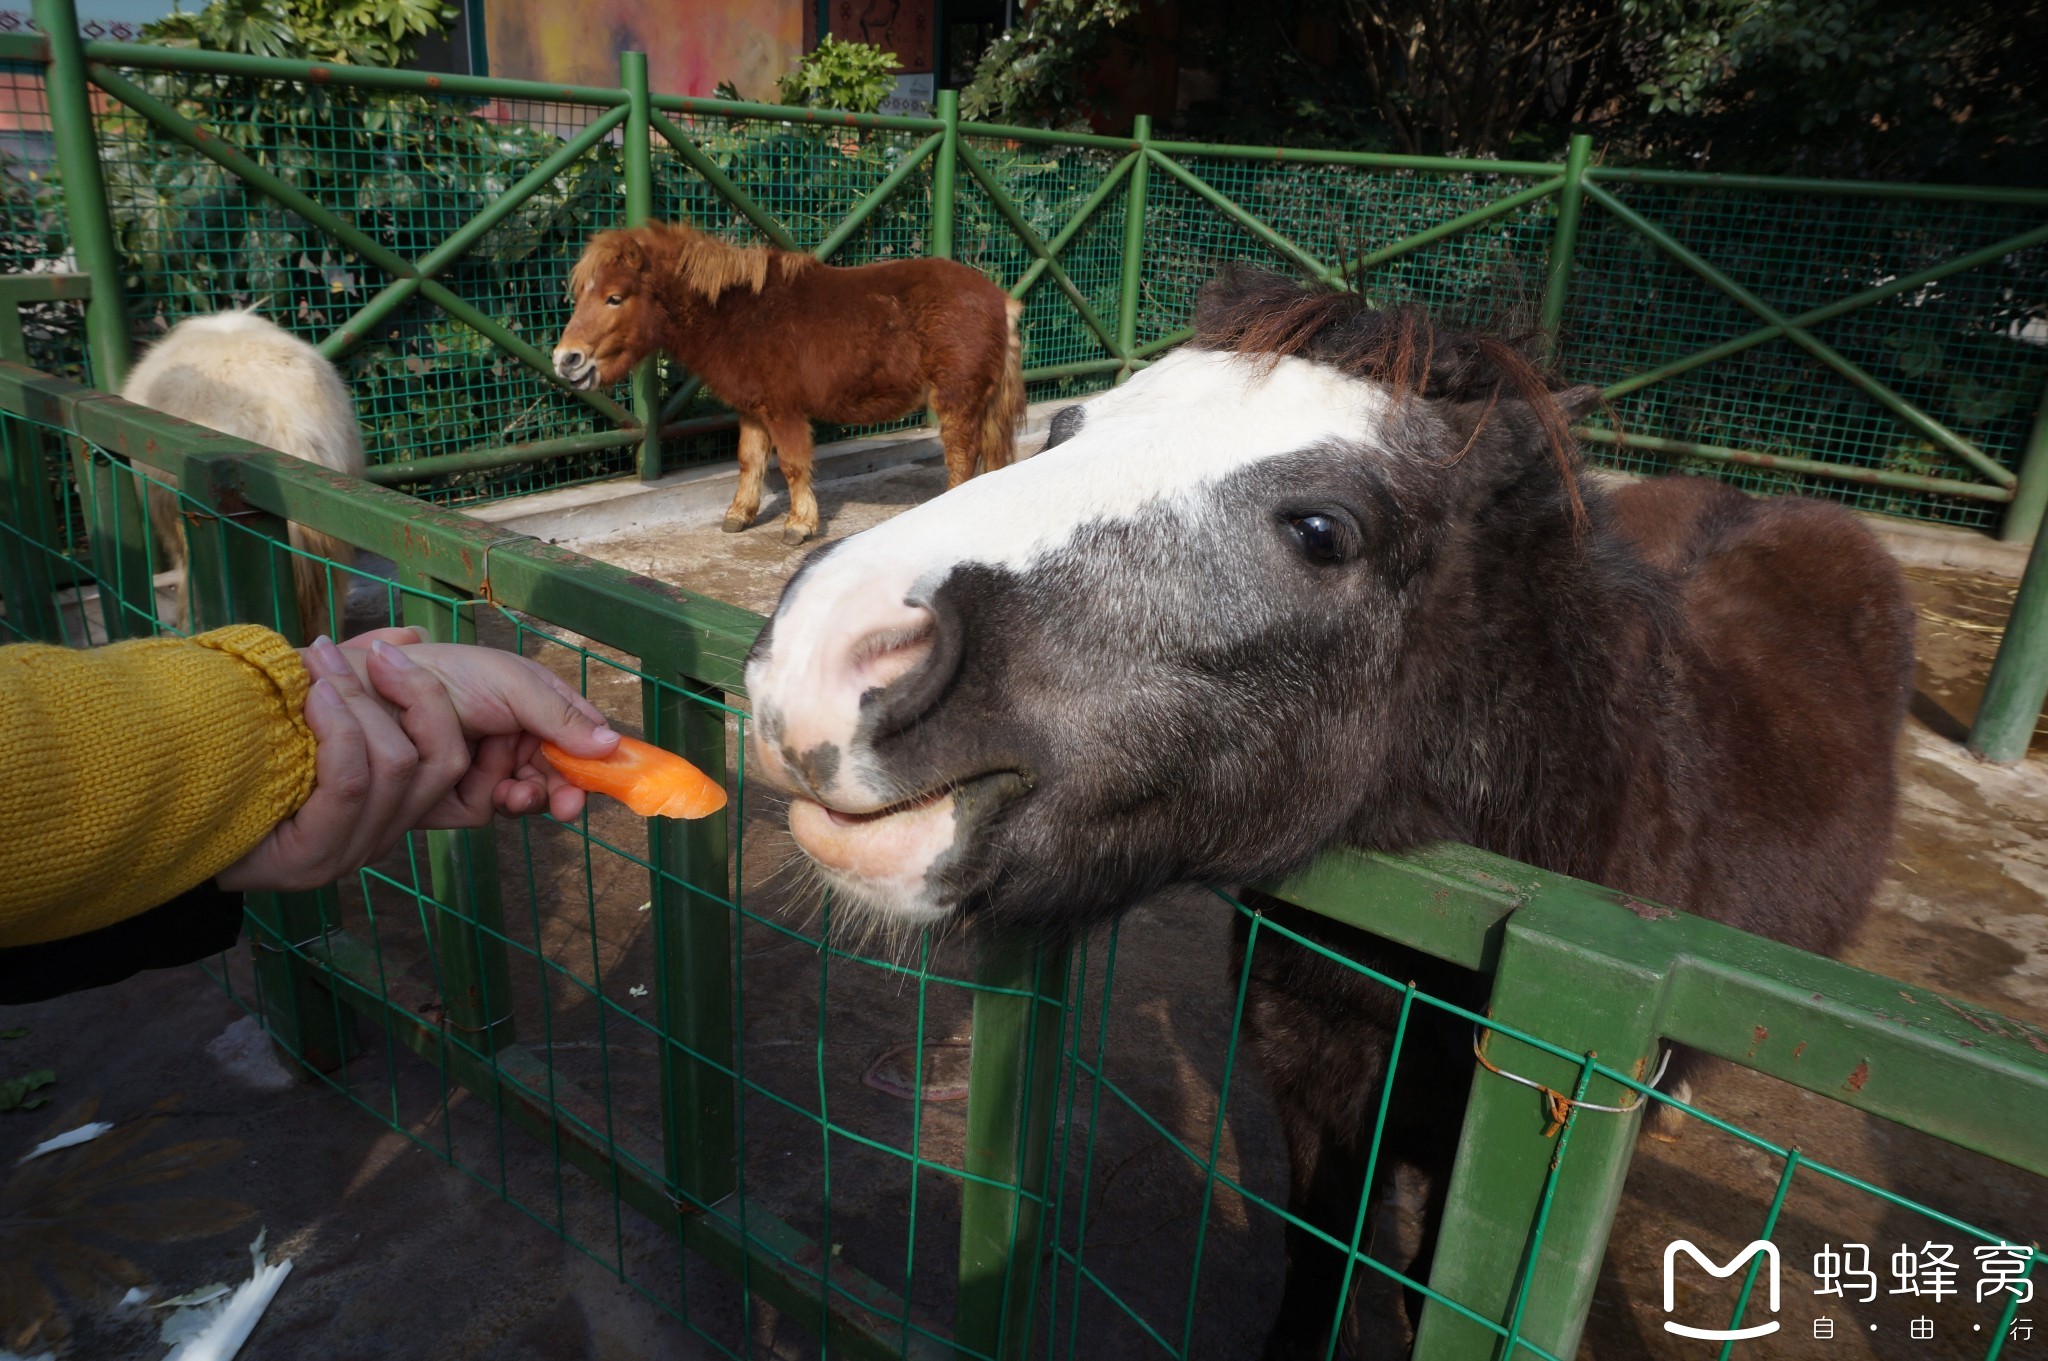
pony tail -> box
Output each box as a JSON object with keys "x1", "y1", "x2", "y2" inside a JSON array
[{"x1": 980, "y1": 299, "x2": 1026, "y2": 470}]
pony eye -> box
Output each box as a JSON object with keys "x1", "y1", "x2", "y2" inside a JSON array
[
  {"x1": 1287, "y1": 514, "x2": 1346, "y2": 564},
  {"x1": 605, "y1": 294, "x2": 624, "y2": 306}
]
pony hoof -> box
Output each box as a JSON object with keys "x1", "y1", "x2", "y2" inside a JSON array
[
  {"x1": 782, "y1": 524, "x2": 815, "y2": 546},
  {"x1": 1641, "y1": 1100, "x2": 1687, "y2": 1144},
  {"x1": 722, "y1": 513, "x2": 753, "y2": 534}
]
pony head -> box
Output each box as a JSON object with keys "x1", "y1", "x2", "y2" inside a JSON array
[
  {"x1": 554, "y1": 230, "x2": 670, "y2": 390},
  {"x1": 743, "y1": 268, "x2": 1603, "y2": 935}
]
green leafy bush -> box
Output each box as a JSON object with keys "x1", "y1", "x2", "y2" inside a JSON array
[
  {"x1": 958, "y1": 0, "x2": 1137, "y2": 125},
  {"x1": 776, "y1": 36, "x2": 899, "y2": 115},
  {"x1": 141, "y1": 0, "x2": 456, "y2": 67}
]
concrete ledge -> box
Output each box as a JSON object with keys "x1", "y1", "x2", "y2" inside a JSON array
[
  {"x1": 469, "y1": 400, "x2": 1065, "y2": 543},
  {"x1": 1857, "y1": 515, "x2": 2031, "y2": 578}
]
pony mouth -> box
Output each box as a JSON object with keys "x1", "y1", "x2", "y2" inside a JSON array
[
  {"x1": 786, "y1": 772, "x2": 1027, "y2": 894},
  {"x1": 559, "y1": 366, "x2": 599, "y2": 391},
  {"x1": 788, "y1": 786, "x2": 960, "y2": 887}
]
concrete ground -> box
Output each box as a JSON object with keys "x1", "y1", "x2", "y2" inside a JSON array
[{"x1": 3, "y1": 444, "x2": 2044, "y2": 1360}]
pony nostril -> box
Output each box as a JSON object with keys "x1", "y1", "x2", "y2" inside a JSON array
[
  {"x1": 854, "y1": 602, "x2": 964, "y2": 741},
  {"x1": 555, "y1": 348, "x2": 586, "y2": 373},
  {"x1": 850, "y1": 613, "x2": 937, "y2": 693}
]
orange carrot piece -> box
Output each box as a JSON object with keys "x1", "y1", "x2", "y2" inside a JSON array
[{"x1": 540, "y1": 735, "x2": 727, "y2": 820}]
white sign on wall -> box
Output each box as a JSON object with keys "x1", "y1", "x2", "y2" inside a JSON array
[{"x1": 880, "y1": 73, "x2": 935, "y2": 117}]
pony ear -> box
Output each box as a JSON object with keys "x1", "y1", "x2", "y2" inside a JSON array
[
  {"x1": 1556, "y1": 384, "x2": 1603, "y2": 421},
  {"x1": 1439, "y1": 383, "x2": 1600, "y2": 467},
  {"x1": 1433, "y1": 385, "x2": 1593, "y2": 528}
]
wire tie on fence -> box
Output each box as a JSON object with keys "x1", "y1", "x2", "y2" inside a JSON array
[
  {"x1": 251, "y1": 927, "x2": 334, "y2": 956},
  {"x1": 439, "y1": 1010, "x2": 515, "y2": 1035},
  {"x1": 1473, "y1": 1025, "x2": 1671, "y2": 1138},
  {"x1": 477, "y1": 534, "x2": 522, "y2": 609}
]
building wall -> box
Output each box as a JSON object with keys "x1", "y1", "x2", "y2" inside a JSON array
[
  {"x1": 825, "y1": 0, "x2": 939, "y2": 114},
  {"x1": 482, "y1": 0, "x2": 805, "y2": 101}
]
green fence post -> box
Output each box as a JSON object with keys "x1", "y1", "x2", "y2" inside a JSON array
[
  {"x1": 67, "y1": 433, "x2": 157, "y2": 641},
  {"x1": 1411, "y1": 887, "x2": 1668, "y2": 1361},
  {"x1": 1539, "y1": 133, "x2": 1593, "y2": 359},
  {"x1": 181, "y1": 475, "x2": 357, "y2": 1071},
  {"x1": 0, "y1": 415, "x2": 64, "y2": 642},
  {"x1": 643, "y1": 660, "x2": 738, "y2": 1206},
  {"x1": 400, "y1": 571, "x2": 516, "y2": 1059},
  {"x1": 36, "y1": 5, "x2": 153, "y2": 642},
  {"x1": 33, "y1": 0, "x2": 129, "y2": 391},
  {"x1": 1998, "y1": 379, "x2": 2048, "y2": 543},
  {"x1": 932, "y1": 88, "x2": 958, "y2": 260},
  {"x1": 1968, "y1": 517, "x2": 2048, "y2": 762},
  {"x1": 1114, "y1": 115, "x2": 1152, "y2": 381},
  {"x1": 622, "y1": 50, "x2": 662, "y2": 482},
  {"x1": 957, "y1": 933, "x2": 1070, "y2": 1361}
]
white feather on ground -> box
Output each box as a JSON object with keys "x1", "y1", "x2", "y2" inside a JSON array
[
  {"x1": 15, "y1": 1119, "x2": 113, "y2": 1163},
  {"x1": 159, "y1": 1230, "x2": 293, "y2": 1361}
]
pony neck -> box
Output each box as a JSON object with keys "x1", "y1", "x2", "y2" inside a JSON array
[{"x1": 1369, "y1": 484, "x2": 1677, "y2": 881}]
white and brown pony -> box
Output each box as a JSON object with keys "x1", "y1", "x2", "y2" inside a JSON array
[
  {"x1": 124, "y1": 308, "x2": 365, "y2": 641},
  {"x1": 741, "y1": 270, "x2": 1913, "y2": 1357}
]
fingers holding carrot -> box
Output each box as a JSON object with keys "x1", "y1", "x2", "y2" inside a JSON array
[{"x1": 331, "y1": 634, "x2": 722, "y2": 824}]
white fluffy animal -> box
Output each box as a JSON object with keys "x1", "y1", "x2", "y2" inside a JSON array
[{"x1": 121, "y1": 309, "x2": 366, "y2": 640}]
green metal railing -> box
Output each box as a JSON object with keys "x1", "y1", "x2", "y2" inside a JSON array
[
  {"x1": 0, "y1": 0, "x2": 2042, "y2": 530},
  {"x1": 0, "y1": 358, "x2": 2042, "y2": 1358}
]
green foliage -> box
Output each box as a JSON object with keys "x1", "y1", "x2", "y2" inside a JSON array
[
  {"x1": 143, "y1": 0, "x2": 456, "y2": 67},
  {"x1": 1628, "y1": 0, "x2": 1748, "y2": 117},
  {"x1": 958, "y1": 0, "x2": 1139, "y2": 125},
  {"x1": 964, "y1": 0, "x2": 2042, "y2": 178},
  {"x1": 776, "y1": 35, "x2": 899, "y2": 116},
  {"x1": 1635, "y1": 0, "x2": 2048, "y2": 179},
  {"x1": 0, "y1": 1069, "x2": 53, "y2": 1112}
]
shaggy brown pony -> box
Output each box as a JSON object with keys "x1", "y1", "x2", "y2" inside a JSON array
[{"x1": 553, "y1": 221, "x2": 1025, "y2": 544}]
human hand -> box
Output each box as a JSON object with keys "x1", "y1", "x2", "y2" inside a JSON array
[
  {"x1": 216, "y1": 637, "x2": 462, "y2": 892},
  {"x1": 337, "y1": 631, "x2": 620, "y2": 822}
]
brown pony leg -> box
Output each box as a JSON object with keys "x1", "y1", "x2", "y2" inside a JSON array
[
  {"x1": 766, "y1": 414, "x2": 818, "y2": 545},
  {"x1": 933, "y1": 398, "x2": 981, "y2": 489},
  {"x1": 725, "y1": 417, "x2": 773, "y2": 534}
]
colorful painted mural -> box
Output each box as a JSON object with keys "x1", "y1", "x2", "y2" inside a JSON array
[{"x1": 483, "y1": 0, "x2": 805, "y2": 102}]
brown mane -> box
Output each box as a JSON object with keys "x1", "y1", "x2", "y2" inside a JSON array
[
  {"x1": 569, "y1": 221, "x2": 815, "y2": 303},
  {"x1": 1191, "y1": 267, "x2": 1590, "y2": 525}
]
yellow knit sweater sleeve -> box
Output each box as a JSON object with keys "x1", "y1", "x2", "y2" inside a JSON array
[{"x1": 0, "y1": 625, "x2": 316, "y2": 948}]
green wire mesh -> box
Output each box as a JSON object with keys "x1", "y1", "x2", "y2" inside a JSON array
[
  {"x1": 6, "y1": 44, "x2": 2039, "y2": 528},
  {"x1": 1565, "y1": 185, "x2": 2048, "y2": 531},
  {"x1": 3, "y1": 407, "x2": 2041, "y2": 1359},
  {"x1": 1138, "y1": 156, "x2": 1559, "y2": 343},
  {"x1": 87, "y1": 70, "x2": 637, "y2": 502},
  {"x1": 961, "y1": 135, "x2": 1128, "y2": 403}
]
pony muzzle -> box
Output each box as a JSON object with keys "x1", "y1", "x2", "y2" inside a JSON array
[{"x1": 551, "y1": 346, "x2": 598, "y2": 389}]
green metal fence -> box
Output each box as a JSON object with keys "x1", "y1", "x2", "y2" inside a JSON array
[
  {"x1": 1, "y1": 357, "x2": 2042, "y2": 1358},
  {"x1": 1, "y1": 0, "x2": 2044, "y2": 530}
]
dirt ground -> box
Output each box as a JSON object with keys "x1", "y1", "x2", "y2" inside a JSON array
[{"x1": 3, "y1": 457, "x2": 2045, "y2": 1361}]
